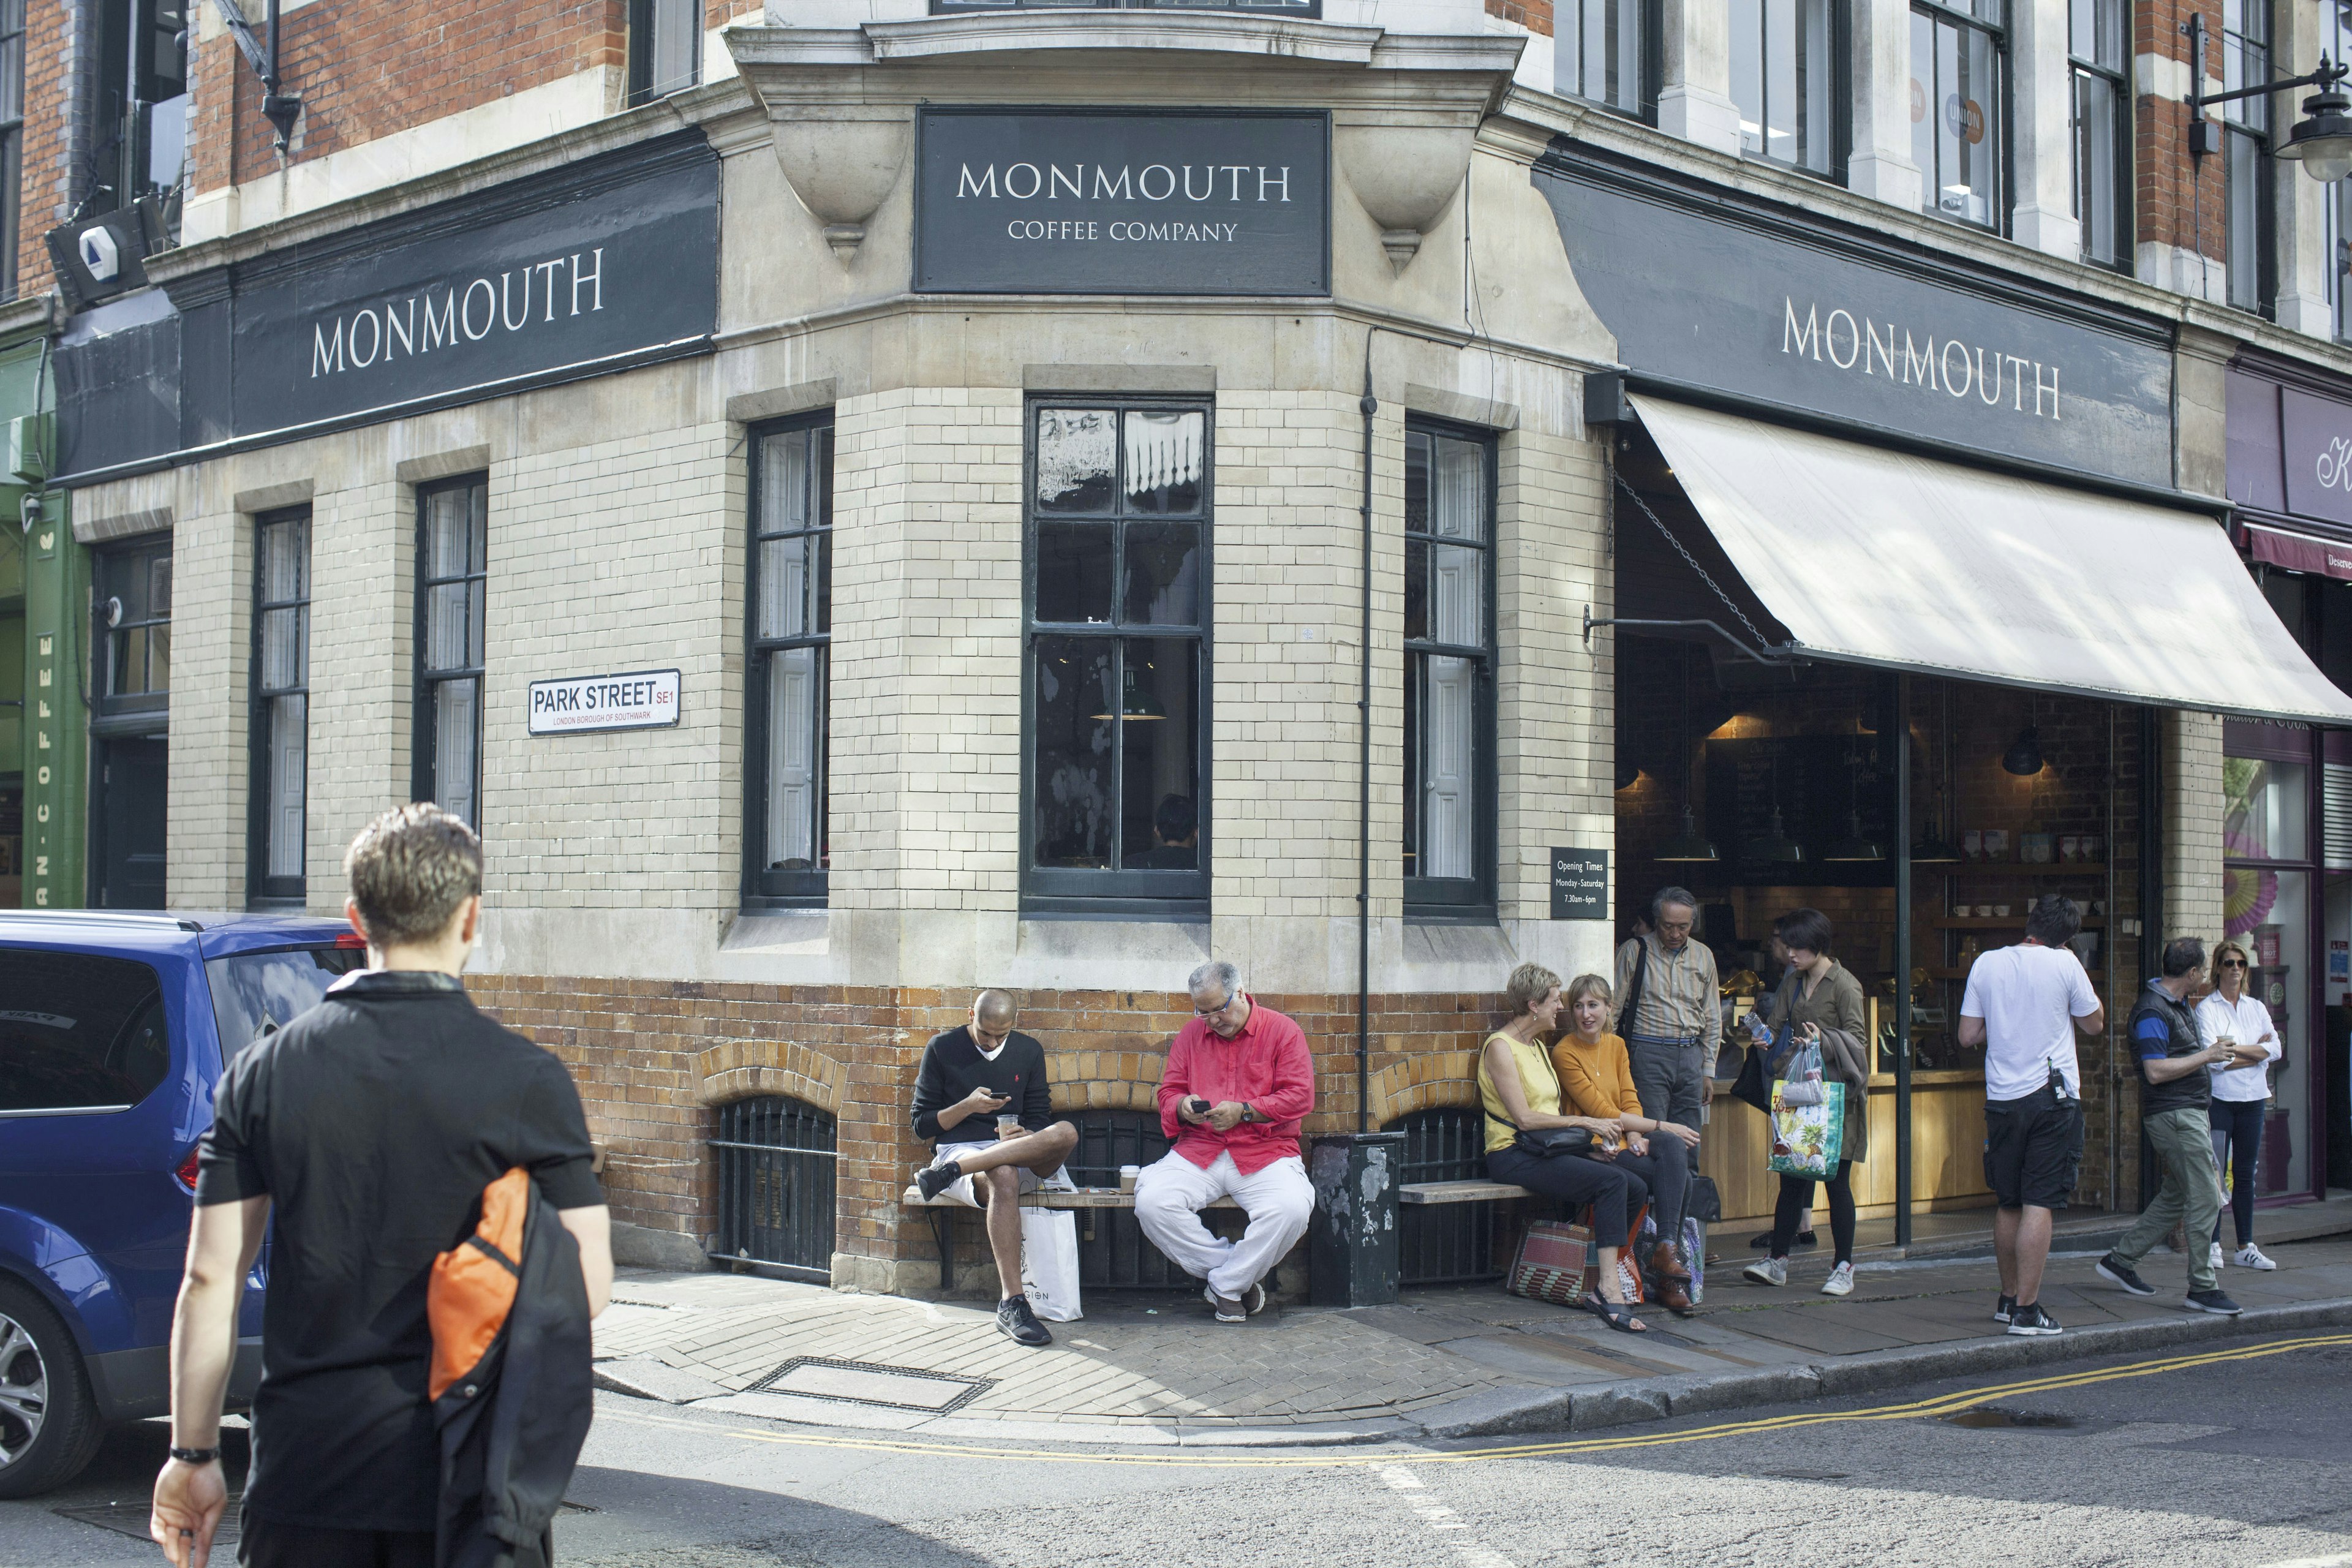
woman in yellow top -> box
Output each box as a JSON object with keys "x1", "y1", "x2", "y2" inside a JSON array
[
  {"x1": 1551, "y1": 974, "x2": 1700, "y2": 1315},
  {"x1": 1479, "y1": 962, "x2": 1652, "y2": 1332}
]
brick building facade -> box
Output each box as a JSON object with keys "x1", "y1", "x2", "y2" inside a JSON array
[{"x1": 16, "y1": 0, "x2": 2352, "y2": 1300}]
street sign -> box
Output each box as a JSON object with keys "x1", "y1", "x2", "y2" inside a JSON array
[
  {"x1": 527, "y1": 668, "x2": 681, "y2": 736},
  {"x1": 1550, "y1": 848, "x2": 1608, "y2": 920}
]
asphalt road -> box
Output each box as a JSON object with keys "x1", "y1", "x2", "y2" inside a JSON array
[{"x1": 9, "y1": 1331, "x2": 2350, "y2": 1568}]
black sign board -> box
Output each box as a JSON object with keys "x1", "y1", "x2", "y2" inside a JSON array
[
  {"x1": 1537, "y1": 152, "x2": 2175, "y2": 485},
  {"x1": 228, "y1": 134, "x2": 718, "y2": 435},
  {"x1": 913, "y1": 108, "x2": 1330, "y2": 296},
  {"x1": 1550, "y1": 848, "x2": 1610, "y2": 920}
]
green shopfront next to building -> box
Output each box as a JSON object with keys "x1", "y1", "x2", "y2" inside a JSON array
[{"x1": 0, "y1": 295, "x2": 79, "y2": 911}]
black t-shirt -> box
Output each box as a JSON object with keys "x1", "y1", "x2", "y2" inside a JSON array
[
  {"x1": 194, "y1": 970, "x2": 602, "y2": 1532},
  {"x1": 909, "y1": 1027, "x2": 1054, "y2": 1147}
]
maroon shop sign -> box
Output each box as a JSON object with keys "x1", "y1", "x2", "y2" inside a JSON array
[{"x1": 2227, "y1": 364, "x2": 2352, "y2": 578}]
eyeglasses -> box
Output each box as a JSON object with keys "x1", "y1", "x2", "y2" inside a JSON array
[
  {"x1": 1194, "y1": 994, "x2": 1238, "y2": 1017},
  {"x1": 2219, "y1": 959, "x2": 2248, "y2": 970}
]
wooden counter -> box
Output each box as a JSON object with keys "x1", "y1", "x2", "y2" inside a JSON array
[{"x1": 1697, "y1": 1069, "x2": 1994, "y2": 1224}]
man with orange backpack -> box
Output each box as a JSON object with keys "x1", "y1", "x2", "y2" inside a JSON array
[{"x1": 151, "y1": 804, "x2": 611, "y2": 1567}]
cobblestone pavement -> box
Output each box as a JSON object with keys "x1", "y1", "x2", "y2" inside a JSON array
[{"x1": 593, "y1": 1231, "x2": 2352, "y2": 1442}]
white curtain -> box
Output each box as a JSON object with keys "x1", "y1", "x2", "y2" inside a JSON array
[
  {"x1": 767, "y1": 648, "x2": 818, "y2": 869},
  {"x1": 1125, "y1": 411, "x2": 1204, "y2": 497},
  {"x1": 1421, "y1": 656, "x2": 1475, "y2": 878}
]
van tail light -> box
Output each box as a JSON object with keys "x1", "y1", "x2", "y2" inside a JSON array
[{"x1": 176, "y1": 1145, "x2": 203, "y2": 1192}]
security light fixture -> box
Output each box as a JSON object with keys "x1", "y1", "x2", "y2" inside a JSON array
[{"x1": 2184, "y1": 18, "x2": 2352, "y2": 184}]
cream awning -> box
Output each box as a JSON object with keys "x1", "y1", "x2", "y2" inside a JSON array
[{"x1": 1627, "y1": 394, "x2": 2352, "y2": 725}]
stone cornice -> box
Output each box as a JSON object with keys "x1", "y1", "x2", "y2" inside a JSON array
[{"x1": 0, "y1": 291, "x2": 62, "y2": 342}]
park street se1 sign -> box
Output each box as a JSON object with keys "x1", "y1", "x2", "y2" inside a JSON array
[
  {"x1": 527, "y1": 669, "x2": 682, "y2": 736},
  {"x1": 913, "y1": 108, "x2": 1330, "y2": 296}
]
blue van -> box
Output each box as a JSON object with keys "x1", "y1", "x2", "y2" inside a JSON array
[{"x1": 0, "y1": 910, "x2": 361, "y2": 1496}]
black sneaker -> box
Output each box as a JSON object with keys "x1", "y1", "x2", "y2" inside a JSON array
[
  {"x1": 916, "y1": 1161, "x2": 963, "y2": 1202},
  {"x1": 997, "y1": 1294, "x2": 1053, "y2": 1346},
  {"x1": 1993, "y1": 1294, "x2": 2016, "y2": 1325},
  {"x1": 2185, "y1": 1288, "x2": 2243, "y2": 1317},
  {"x1": 2006, "y1": 1302, "x2": 2064, "y2": 1336},
  {"x1": 2097, "y1": 1254, "x2": 2157, "y2": 1297}
]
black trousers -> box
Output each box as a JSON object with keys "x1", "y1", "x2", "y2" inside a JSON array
[
  {"x1": 1608, "y1": 1138, "x2": 1689, "y2": 1240},
  {"x1": 1771, "y1": 1159, "x2": 1856, "y2": 1265},
  {"x1": 239, "y1": 1517, "x2": 435, "y2": 1568},
  {"x1": 1489, "y1": 1147, "x2": 1646, "y2": 1248},
  {"x1": 2209, "y1": 1097, "x2": 2264, "y2": 1248}
]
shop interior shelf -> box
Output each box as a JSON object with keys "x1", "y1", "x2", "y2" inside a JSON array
[
  {"x1": 1929, "y1": 916, "x2": 2107, "y2": 930},
  {"x1": 1935, "y1": 862, "x2": 2109, "y2": 876}
]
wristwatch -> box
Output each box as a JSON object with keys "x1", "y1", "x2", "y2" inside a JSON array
[
  {"x1": 1238, "y1": 1104, "x2": 1257, "y2": 1123},
  {"x1": 168, "y1": 1446, "x2": 222, "y2": 1464}
]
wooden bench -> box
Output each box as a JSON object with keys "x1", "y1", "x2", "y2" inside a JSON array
[
  {"x1": 903, "y1": 1186, "x2": 1240, "y2": 1291},
  {"x1": 1398, "y1": 1180, "x2": 1536, "y2": 1205}
]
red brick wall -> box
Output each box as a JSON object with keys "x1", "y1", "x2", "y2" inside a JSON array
[
  {"x1": 2135, "y1": 0, "x2": 2225, "y2": 268},
  {"x1": 465, "y1": 975, "x2": 1503, "y2": 1285},
  {"x1": 1485, "y1": 0, "x2": 1555, "y2": 37},
  {"x1": 14, "y1": 0, "x2": 77, "y2": 300}
]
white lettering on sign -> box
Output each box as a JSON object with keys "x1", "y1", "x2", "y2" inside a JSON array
[
  {"x1": 526, "y1": 668, "x2": 682, "y2": 736},
  {"x1": 309, "y1": 248, "x2": 606, "y2": 380},
  {"x1": 2316, "y1": 435, "x2": 2352, "y2": 494},
  {"x1": 956, "y1": 163, "x2": 1294, "y2": 205},
  {"x1": 1779, "y1": 297, "x2": 2062, "y2": 421}
]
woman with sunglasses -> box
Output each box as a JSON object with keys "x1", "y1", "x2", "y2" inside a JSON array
[{"x1": 2196, "y1": 939, "x2": 2283, "y2": 1272}]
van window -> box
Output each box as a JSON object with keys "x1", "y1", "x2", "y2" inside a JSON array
[
  {"x1": 205, "y1": 946, "x2": 365, "y2": 1065},
  {"x1": 0, "y1": 949, "x2": 172, "y2": 1112}
]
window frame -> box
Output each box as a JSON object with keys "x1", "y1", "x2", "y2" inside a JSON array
[
  {"x1": 1731, "y1": 0, "x2": 1850, "y2": 179},
  {"x1": 1402, "y1": 415, "x2": 1499, "y2": 924},
  {"x1": 2066, "y1": 0, "x2": 2130, "y2": 271},
  {"x1": 1911, "y1": 0, "x2": 2010, "y2": 232},
  {"x1": 2221, "y1": 0, "x2": 2274, "y2": 317},
  {"x1": 742, "y1": 410, "x2": 834, "y2": 911},
  {"x1": 96, "y1": 535, "x2": 171, "y2": 720},
  {"x1": 412, "y1": 474, "x2": 488, "y2": 831},
  {"x1": 1555, "y1": 0, "x2": 1662, "y2": 124},
  {"x1": 1019, "y1": 394, "x2": 1214, "y2": 920},
  {"x1": 246, "y1": 506, "x2": 311, "y2": 909},
  {"x1": 627, "y1": 0, "x2": 703, "y2": 107}
]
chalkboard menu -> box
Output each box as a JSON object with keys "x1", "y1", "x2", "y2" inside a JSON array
[{"x1": 1703, "y1": 734, "x2": 1895, "y2": 885}]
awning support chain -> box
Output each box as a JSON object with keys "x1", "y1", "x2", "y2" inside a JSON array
[{"x1": 1585, "y1": 474, "x2": 1798, "y2": 666}]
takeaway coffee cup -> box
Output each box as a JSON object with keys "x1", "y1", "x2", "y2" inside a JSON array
[{"x1": 1120, "y1": 1165, "x2": 1140, "y2": 1193}]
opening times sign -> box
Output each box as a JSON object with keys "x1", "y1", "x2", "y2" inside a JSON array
[{"x1": 913, "y1": 108, "x2": 1330, "y2": 296}]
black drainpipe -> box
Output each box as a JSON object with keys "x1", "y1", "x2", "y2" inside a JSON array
[{"x1": 1358, "y1": 352, "x2": 1377, "y2": 1134}]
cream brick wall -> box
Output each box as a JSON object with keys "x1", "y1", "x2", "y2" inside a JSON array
[
  {"x1": 306, "y1": 477, "x2": 417, "y2": 911},
  {"x1": 2163, "y1": 707, "x2": 2227, "y2": 943},
  {"x1": 164, "y1": 502, "x2": 249, "y2": 910}
]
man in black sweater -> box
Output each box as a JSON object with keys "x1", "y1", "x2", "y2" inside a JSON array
[{"x1": 910, "y1": 990, "x2": 1079, "y2": 1345}]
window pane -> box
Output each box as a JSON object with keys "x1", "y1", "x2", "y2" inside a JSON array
[
  {"x1": 115, "y1": 626, "x2": 146, "y2": 695},
  {"x1": 2228, "y1": 127, "x2": 2262, "y2": 311},
  {"x1": 268, "y1": 692, "x2": 306, "y2": 878},
  {"x1": 2074, "y1": 70, "x2": 2121, "y2": 266},
  {"x1": 146, "y1": 622, "x2": 170, "y2": 693},
  {"x1": 1404, "y1": 540, "x2": 1429, "y2": 642},
  {"x1": 428, "y1": 489, "x2": 471, "y2": 578},
  {"x1": 1036, "y1": 409, "x2": 1118, "y2": 513},
  {"x1": 761, "y1": 428, "x2": 813, "y2": 533},
  {"x1": 1419, "y1": 654, "x2": 1477, "y2": 880},
  {"x1": 434, "y1": 677, "x2": 479, "y2": 827},
  {"x1": 766, "y1": 646, "x2": 824, "y2": 871},
  {"x1": 149, "y1": 554, "x2": 171, "y2": 617},
  {"x1": 1796, "y1": 0, "x2": 1831, "y2": 172},
  {"x1": 203, "y1": 947, "x2": 363, "y2": 1067},
  {"x1": 1036, "y1": 522, "x2": 1115, "y2": 624},
  {"x1": 1125, "y1": 411, "x2": 1205, "y2": 513},
  {"x1": 262, "y1": 518, "x2": 306, "y2": 602},
  {"x1": 1429, "y1": 436, "x2": 1486, "y2": 542},
  {"x1": 1032, "y1": 636, "x2": 1115, "y2": 869},
  {"x1": 1765, "y1": 0, "x2": 1796, "y2": 164},
  {"x1": 260, "y1": 605, "x2": 304, "y2": 691},
  {"x1": 0, "y1": 951, "x2": 169, "y2": 1112},
  {"x1": 1732, "y1": 0, "x2": 1765, "y2": 155},
  {"x1": 651, "y1": 0, "x2": 700, "y2": 97},
  {"x1": 758, "y1": 535, "x2": 818, "y2": 639},
  {"x1": 2224, "y1": 757, "x2": 2309, "y2": 862},
  {"x1": 1430, "y1": 543, "x2": 1483, "y2": 648},
  {"x1": 1123, "y1": 523, "x2": 1201, "y2": 625},
  {"x1": 1120, "y1": 639, "x2": 1199, "y2": 870},
  {"x1": 1403, "y1": 655, "x2": 1422, "y2": 877},
  {"x1": 426, "y1": 582, "x2": 471, "y2": 671},
  {"x1": 1910, "y1": 9, "x2": 1935, "y2": 195}
]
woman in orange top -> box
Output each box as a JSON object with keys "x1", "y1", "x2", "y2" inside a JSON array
[{"x1": 1552, "y1": 973, "x2": 1700, "y2": 1314}]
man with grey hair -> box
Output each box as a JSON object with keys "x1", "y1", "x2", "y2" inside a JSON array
[
  {"x1": 911, "y1": 990, "x2": 1079, "y2": 1346},
  {"x1": 1611, "y1": 886, "x2": 1721, "y2": 1139},
  {"x1": 1134, "y1": 960, "x2": 1316, "y2": 1322}
]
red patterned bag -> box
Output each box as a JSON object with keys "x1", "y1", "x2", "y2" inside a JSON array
[{"x1": 1505, "y1": 1219, "x2": 1591, "y2": 1306}]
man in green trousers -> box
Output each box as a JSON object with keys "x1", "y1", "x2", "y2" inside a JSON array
[{"x1": 2098, "y1": 937, "x2": 2264, "y2": 1316}]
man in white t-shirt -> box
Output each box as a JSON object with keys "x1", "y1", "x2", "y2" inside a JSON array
[{"x1": 1958, "y1": 894, "x2": 2106, "y2": 1338}]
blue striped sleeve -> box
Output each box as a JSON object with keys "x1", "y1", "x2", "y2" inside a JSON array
[{"x1": 2134, "y1": 1016, "x2": 2173, "y2": 1059}]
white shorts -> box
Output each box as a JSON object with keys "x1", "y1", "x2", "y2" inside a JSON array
[{"x1": 927, "y1": 1140, "x2": 1043, "y2": 1200}]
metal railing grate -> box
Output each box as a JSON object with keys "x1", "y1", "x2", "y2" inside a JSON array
[
  {"x1": 713, "y1": 1096, "x2": 837, "y2": 1283},
  {"x1": 1061, "y1": 1110, "x2": 1243, "y2": 1289},
  {"x1": 1388, "y1": 1106, "x2": 1510, "y2": 1285}
]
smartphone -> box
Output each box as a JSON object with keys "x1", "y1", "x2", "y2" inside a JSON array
[{"x1": 1185, "y1": 1096, "x2": 1212, "y2": 1116}]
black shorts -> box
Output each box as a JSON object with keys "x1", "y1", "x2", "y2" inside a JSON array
[
  {"x1": 239, "y1": 1515, "x2": 434, "y2": 1568},
  {"x1": 1983, "y1": 1087, "x2": 2084, "y2": 1210}
]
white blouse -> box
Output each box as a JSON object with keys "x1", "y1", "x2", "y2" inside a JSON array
[{"x1": 2194, "y1": 990, "x2": 2281, "y2": 1104}]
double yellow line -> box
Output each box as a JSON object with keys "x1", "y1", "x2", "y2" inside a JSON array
[{"x1": 604, "y1": 1330, "x2": 2352, "y2": 1470}]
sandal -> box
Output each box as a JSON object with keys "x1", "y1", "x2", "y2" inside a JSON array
[{"x1": 1588, "y1": 1296, "x2": 1648, "y2": 1333}]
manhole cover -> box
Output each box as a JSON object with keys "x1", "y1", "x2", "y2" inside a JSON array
[
  {"x1": 58, "y1": 1499, "x2": 241, "y2": 1547},
  {"x1": 751, "y1": 1357, "x2": 993, "y2": 1414}
]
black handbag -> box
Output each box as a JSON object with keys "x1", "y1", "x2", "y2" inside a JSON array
[
  {"x1": 1685, "y1": 1173, "x2": 1724, "y2": 1224},
  {"x1": 1730, "y1": 974, "x2": 1792, "y2": 1114},
  {"x1": 1513, "y1": 1125, "x2": 1597, "y2": 1159}
]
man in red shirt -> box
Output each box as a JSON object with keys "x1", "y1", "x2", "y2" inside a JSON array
[{"x1": 1134, "y1": 960, "x2": 1316, "y2": 1321}]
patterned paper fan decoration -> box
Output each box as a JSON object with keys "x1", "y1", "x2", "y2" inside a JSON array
[{"x1": 2224, "y1": 863, "x2": 2278, "y2": 938}]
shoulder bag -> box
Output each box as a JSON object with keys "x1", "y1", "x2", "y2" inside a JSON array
[{"x1": 1729, "y1": 971, "x2": 1791, "y2": 1114}]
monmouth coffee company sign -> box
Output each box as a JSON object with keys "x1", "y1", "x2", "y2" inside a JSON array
[
  {"x1": 1537, "y1": 154, "x2": 2176, "y2": 484},
  {"x1": 913, "y1": 108, "x2": 1330, "y2": 296},
  {"x1": 229, "y1": 134, "x2": 720, "y2": 435}
]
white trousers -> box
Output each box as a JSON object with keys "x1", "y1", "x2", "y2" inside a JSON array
[{"x1": 1133, "y1": 1150, "x2": 1314, "y2": 1299}]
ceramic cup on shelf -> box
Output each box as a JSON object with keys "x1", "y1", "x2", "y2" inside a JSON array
[
  {"x1": 1975, "y1": 905, "x2": 1994, "y2": 918},
  {"x1": 1994, "y1": 904, "x2": 2013, "y2": 917},
  {"x1": 1953, "y1": 904, "x2": 1972, "y2": 918}
]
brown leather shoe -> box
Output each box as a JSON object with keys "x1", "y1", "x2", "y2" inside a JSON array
[
  {"x1": 1653, "y1": 1276, "x2": 1695, "y2": 1316},
  {"x1": 1651, "y1": 1240, "x2": 1691, "y2": 1282}
]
